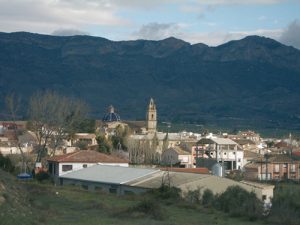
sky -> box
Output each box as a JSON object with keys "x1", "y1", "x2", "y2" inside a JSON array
[{"x1": 0, "y1": 0, "x2": 300, "y2": 48}]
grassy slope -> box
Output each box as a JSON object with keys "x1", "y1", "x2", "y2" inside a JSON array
[{"x1": 0, "y1": 170, "x2": 265, "y2": 225}]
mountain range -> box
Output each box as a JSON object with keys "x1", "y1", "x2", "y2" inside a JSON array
[{"x1": 1, "y1": 32, "x2": 300, "y2": 131}]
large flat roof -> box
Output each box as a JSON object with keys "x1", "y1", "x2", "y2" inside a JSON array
[
  {"x1": 60, "y1": 165, "x2": 160, "y2": 185},
  {"x1": 198, "y1": 138, "x2": 239, "y2": 145},
  {"x1": 60, "y1": 165, "x2": 274, "y2": 200},
  {"x1": 128, "y1": 171, "x2": 274, "y2": 195}
]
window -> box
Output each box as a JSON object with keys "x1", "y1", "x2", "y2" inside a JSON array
[
  {"x1": 109, "y1": 188, "x2": 117, "y2": 194},
  {"x1": 274, "y1": 164, "x2": 279, "y2": 173},
  {"x1": 262, "y1": 195, "x2": 267, "y2": 201},
  {"x1": 95, "y1": 186, "x2": 103, "y2": 192},
  {"x1": 291, "y1": 164, "x2": 296, "y2": 172},
  {"x1": 48, "y1": 163, "x2": 53, "y2": 174},
  {"x1": 81, "y1": 184, "x2": 88, "y2": 190},
  {"x1": 62, "y1": 165, "x2": 73, "y2": 172}
]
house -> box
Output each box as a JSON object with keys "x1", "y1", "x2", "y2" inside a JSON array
[
  {"x1": 0, "y1": 121, "x2": 25, "y2": 130},
  {"x1": 244, "y1": 154, "x2": 300, "y2": 181},
  {"x1": 237, "y1": 130, "x2": 261, "y2": 143},
  {"x1": 195, "y1": 138, "x2": 244, "y2": 170},
  {"x1": 161, "y1": 146, "x2": 193, "y2": 168},
  {"x1": 270, "y1": 141, "x2": 293, "y2": 154},
  {"x1": 234, "y1": 139, "x2": 259, "y2": 152},
  {"x1": 47, "y1": 150, "x2": 129, "y2": 178},
  {"x1": 0, "y1": 130, "x2": 35, "y2": 155},
  {"x1": 243, "y1": 150, "x2": 260, "y2": 166},
  {"x1": 59, "y1": 164, "x2": 274, "y2": 204},
  {"x1": 70, "y1": 133, "x2": 97, "y2": 146}
]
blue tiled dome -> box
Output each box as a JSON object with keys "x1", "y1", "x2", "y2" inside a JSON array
[{"x1": 102, "y1": 105, "x2": 121, "y2": 122}]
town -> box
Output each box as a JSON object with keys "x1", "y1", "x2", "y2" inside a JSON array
[
  {"x1": 1, "y1": 1, "x2": 300, "y2": 224},
  {"x1": 1, "y1": 95, "x2": 300, "y2": 224}
]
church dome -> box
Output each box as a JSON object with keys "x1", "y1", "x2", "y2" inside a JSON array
[{"x1": 102, "y1": 105, "x2": 121, "y2": 122}]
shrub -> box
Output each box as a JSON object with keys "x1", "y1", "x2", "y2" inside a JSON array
[
  {"x1": 35, "y1": 171, "x2": 50, "y2": 182},
  {"x1": 156, "y1": 185, "x2": 181, "y2": 201},
  {"x1": 74, "y1": 140, "x2": 88, "y2": 150},
  {"x1": 0, "y1": 153, "x2": 15, "y2": 173},
  {"x1": 226, "y1": 170, "x2": 244, "y2": 181},
  {"x1": 185, "y1": 188, "x2": 202, "y2": 204},
  {"x1": 268, "y1": 185, "x2": 300, "y2": 225},
  {"x1": 215, "y1": 186, "x2": 263, "y2": 221},
  {"x1": 128, "y1": 198, "x2": 165, "y2": 220},
  {"x1": 202, "y1": 189, "x2": 214, "y2": 207}
]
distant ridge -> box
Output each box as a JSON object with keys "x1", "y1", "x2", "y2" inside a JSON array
[{"x1": 1, "y1": 32, "x2": 300, "y2": 130}]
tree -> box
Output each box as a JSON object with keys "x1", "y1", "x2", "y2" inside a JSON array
[
  {"x1": 0, "y1": 152, "x2": 15, "y2": 172},
  {"x1": 111, "y1": 125, "x2": 130, "y2": 151},
  {"x1": 128, "y1": 138, "x2": 142, "y2": 164},
  {"x1": 96, "y1": 134, "x2": 112, "y2": 154},
  {"x1": 5, "y1": 94, "x2": 27, "y2": 173},
  {"x1": 28, "y1": 91, "x2": 87, "y2": 162},
  {"x1": 215, "y1": 186, "x2": 263, "y2": 220}
]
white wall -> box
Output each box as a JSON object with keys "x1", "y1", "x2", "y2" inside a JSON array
[
  {"x1": 0, "y1": 146, "x2": 32, "y2": 155},
  {"x1": 59, "y1": 162, "x2": 96, "y2": 176},
  {"x1": 178, "y1": 155, "x2": 193, "y2": 165},
  {"x1": 98, "y1": 163, "x2": 128, "y2": 167},
  {"x1": 208, "y1": 150, "x2": 244, "y2": 169},
  {"x1": 58, "y1": 162, "x2": 129, "y2": 176}
]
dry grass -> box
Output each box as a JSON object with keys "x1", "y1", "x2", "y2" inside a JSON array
[{"x1": 0, "y1": 169, "x2": 266, "y2": 225}]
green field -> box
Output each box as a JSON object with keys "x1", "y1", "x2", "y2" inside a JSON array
[{"x1": 0, "y1": 170, "x2": 267, "y2": 225}]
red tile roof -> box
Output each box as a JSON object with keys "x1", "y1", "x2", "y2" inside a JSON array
[
  {"x1": 160, "y1": 167, "x2": 209, "y2": 174},
  {"x1": 292, "y1": 151, "x2": 300, "y2": 157},
  {"x1": 47, "y1": 150, "x2": 128, "y2": 163},
  {"x1": 274, "y1": 141, "x2": 290, "y2": 148},
  {"x1": 268, "y1": 155, "x2": 294, "y2": 163}
]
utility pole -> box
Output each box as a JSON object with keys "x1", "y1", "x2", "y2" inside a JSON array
[{"x1": 265, "y1": 154, "x2": 269, "y2": 182}]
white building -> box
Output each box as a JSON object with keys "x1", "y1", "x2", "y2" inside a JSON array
[
  {"x1": 161, "y1": 146, "x2": 193, "y2": 168},
  {"x1": 47, "y1": 150, "x2": 129, "y2": 177},
  {"x1": 196, "y1": 138, "x2": 244, "y2": 170},
  {"x1": 59, "y1": 165, "x2": 274, "y2": 204}
]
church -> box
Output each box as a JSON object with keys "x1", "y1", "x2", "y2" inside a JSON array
[
  {"x1": 97, "y1": 98, "x2": 199, "y2": 165},
  {"x1": 97, "y1": 98, "x2": 158, "y2": 135}
]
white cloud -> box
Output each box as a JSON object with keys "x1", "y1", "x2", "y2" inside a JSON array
[
  {"x1": 132, "y1": 21, "x2": 283, "y2": 46},
  {"x1": 184, "y1": 0, "x2": 283, "y2": 5},
  {"x1": 108, "y1": 0, "x2": 284, "y2": 8},
  {"x1": 222, "y1": 29, "x2": 283, "y2": 43},
  {"x1": 0, "y1": 0, "x2": 127, "y2": 34},
  {"x1": 0, "y1": 0, "x2": 291, "y2": 46},
  {"x1": 52, "y1": 29, "x2": 89, "y2": 36},
  {"x1": 132, "y1": 23, "x2": 183, "y2": 40},
  {"x1": 280, "y1": 20, "x2": 300, "y2": 49}
]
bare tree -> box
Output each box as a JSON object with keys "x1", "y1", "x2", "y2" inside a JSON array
[
  {"x1": 28, "y1": 91, "x2": 87, "y2": 162},
  {"x1": 5, "y1": 94, "x2": 27, "y2": 173},
  {"x1": 128, "y1": 135, "x2": 159, "y2": 164},
  {"x1": 128, "y1": 138, "x2": 141, "y2": 164}
]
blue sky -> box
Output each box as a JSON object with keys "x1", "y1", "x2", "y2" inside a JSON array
[{"x1": 0, "y1": 0, "x2": 299, "y2": 48}]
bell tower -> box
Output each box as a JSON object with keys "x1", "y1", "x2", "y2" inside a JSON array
[{"x1": 146, "y1": 98, "x2": 157, "y2": 133}]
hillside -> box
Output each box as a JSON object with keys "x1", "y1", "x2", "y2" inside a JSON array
[
  {"x1": 1, "y1": 32, "x2": 300, "y2": 130},
  {"x1": 0, "y1": 169, "x2": 266, "y2": 225}
]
